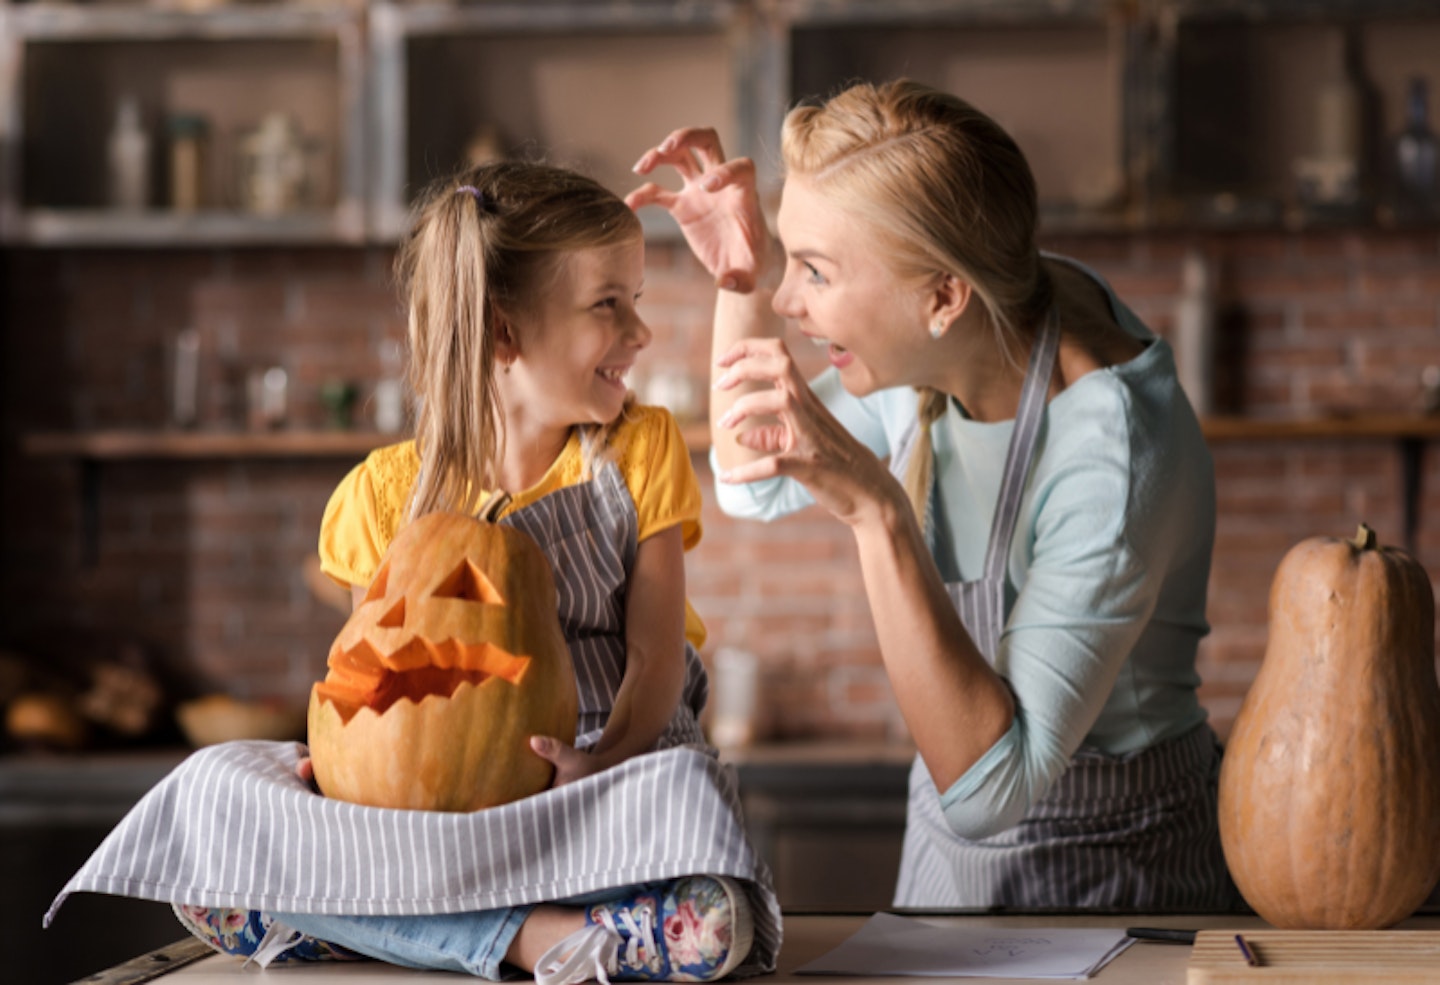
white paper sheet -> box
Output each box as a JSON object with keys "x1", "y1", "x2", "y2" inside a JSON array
[{"x1": 795, "y1": 912, "x2": 1135, "y2": 979}]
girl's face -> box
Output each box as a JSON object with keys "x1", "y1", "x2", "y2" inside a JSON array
[
  {"x1": 772, "y1": 177, "x2": 934, "y2": 396},
  {"x1": 506, "y1": 237, "x2": 651, "y2": 429}
]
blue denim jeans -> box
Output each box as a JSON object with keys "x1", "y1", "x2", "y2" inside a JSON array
[{"x1": 274, "y1": 886, "x2": 634, "y2": 980}]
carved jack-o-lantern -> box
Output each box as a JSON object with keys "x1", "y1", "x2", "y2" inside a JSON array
[{"x1": 307, "y1": 508, "x2": 577, "y2": 812}]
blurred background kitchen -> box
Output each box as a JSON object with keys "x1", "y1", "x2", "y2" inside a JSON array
[{"x1": 3, "y1": 0, "x2": 1440, "y2": 981}]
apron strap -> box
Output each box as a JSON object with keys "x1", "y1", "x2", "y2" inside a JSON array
[{"x1": 981, "y1": 307, "x2": 1060, "y2": 584}]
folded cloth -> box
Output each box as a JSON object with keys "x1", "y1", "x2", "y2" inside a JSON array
[{"x1": 45, "y1": 739, "x2": 780, "y2": 977}]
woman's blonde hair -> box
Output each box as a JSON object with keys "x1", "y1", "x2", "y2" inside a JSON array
[
  {"x1": 396, "y1": 160, "x2": 642, "y2": 521},
  {"x1": 780, "y1": 79, "x2": 1053, "y2": 524}
]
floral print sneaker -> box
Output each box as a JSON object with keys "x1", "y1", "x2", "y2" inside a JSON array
[
  {"x1": 537, "y1": 875, "x2": 754, "y2": 985},
  {"x1": 171, "y1": 904, "x2": 363, "y2": 966}
]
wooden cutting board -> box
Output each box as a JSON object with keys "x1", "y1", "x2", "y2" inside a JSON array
[{"x1": 1187, "y1": 929, "x2": 1440, "y2": 983}]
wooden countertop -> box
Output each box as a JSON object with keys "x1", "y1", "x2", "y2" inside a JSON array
[{"x1": 95, "y1": 911, "x2": 1440, "y2": 984}]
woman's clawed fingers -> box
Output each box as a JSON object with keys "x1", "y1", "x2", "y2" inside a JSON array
[
  {"x1": 631, "y1": 127, "x2": 727, "y2": 180},
  {"x1": 712, "y1": 338, "x2": 891, "y2": 525},
  {"x1": 626, "y1": 127, "x2": 769, "y2": 293}
]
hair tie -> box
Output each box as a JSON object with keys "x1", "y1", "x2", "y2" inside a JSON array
[{"x1": 456, "y1": 185, "x2": 494, "y2": 213}]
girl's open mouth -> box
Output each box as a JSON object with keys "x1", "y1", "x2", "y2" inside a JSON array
[
  {"x1": 828, "y1": 343, "x2": 854, "y2": 370},
  {"x1": 596, "y1": 367, "x2": 629, "y2": 389}
]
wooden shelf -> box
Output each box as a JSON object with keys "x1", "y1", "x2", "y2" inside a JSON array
[
  {"x1": 21, "y1": 416, "x2": 1440, "y2": 561},
  {"x1": 23, "y1": 424, "x2": 714, "y2": 460},
  {"x1": 23, "y1": 416, "x2": 1440, "y2": 462},
  {"x1": 21, "y1": 429, "x2": 393, "y2": 460},
  {"x1": 9, "y1": 208, "x2": 365, "y2": 248},
  {"x1": 1200, "y1": 414, "x2": 1440, "y2": 442}
]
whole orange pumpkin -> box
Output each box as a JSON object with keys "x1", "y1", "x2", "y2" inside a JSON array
[
  {"x1": 1218, "y1": 523, "x2": 1440, "y2": 928},
  {"x1": 307, "y1": 508, "x2": 577, "y2": 812}
]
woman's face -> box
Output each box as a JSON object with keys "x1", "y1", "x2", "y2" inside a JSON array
[
  {"x1": 772, "y1": 176, "x2": 933, "y2": 396},
  {"x1": 505, "y1": 236, "x2": 651, "y2": 429}
]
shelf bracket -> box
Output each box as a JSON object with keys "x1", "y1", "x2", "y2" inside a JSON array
[
  {"x1": 80, "y1": 456, "x2": 100, "y2": 567},
  {"x1": 1401, "y1": 436, "x2": 1425, "y2": 556}
]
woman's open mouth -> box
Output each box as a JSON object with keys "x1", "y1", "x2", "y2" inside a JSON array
[{"x1": 808, "y1": 334, "x2": 855, "y2": 370}]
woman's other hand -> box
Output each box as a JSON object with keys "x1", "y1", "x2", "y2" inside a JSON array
[
  {"x1": 627, "y1": 127, "x2": 772, "y2": 293},
  {"x1": 714, "y1": 337, "x2": 902, "y2": 528},
  {"x1": 529, "y1": 735, "x2": 607, "y2": 789}
]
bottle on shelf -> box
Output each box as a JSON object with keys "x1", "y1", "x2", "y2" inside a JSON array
[
  {"x1": 107, "y1": 94, "x2": 150, "y2": 211},
  {"x1": 373, "y1": 339, "x2": 406, "y2": 434},
  {"x1": 1391, "y1": 76, "x2": 1438, "y2": 223},
  {"x1": 1173, "y1": 247, "x2": 1215, "y2": 419},
  {"x1": 1293, "y1": 30, "x2": 1366, "y2": 216},
  {"x1": 167, "y1": 114, "x2": 210, "y2": 212}
]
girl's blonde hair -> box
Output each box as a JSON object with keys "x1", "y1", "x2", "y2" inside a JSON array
[
  {"x1": 780, "y1": 79, "x2": 1053, "y2": 524},
  {"x1": 397, "y1": 160, "x2": 642, "y2": 521}
]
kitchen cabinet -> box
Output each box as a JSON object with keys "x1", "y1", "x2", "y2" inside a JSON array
[
  {"x1": 770, "y1": 0, "x2": 1138, "y2": 232},
  {"x1": 366, "y1": 0, "x2": 760, "y2": 242},
  {"x1": 0, "y1": 1, "x2": 1436, "y2": 246},
  {"x1": 0, "y1": 2, "x2": 367, "y2": 245},
  {"x1": 1152, "y1": 0, "x2": 1440, "y2": 229},
  {"x1": 726, "y1": 741, "x2": 913, "y2": 910}
]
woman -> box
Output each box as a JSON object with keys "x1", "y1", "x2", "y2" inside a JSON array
[{"x1": 628, "y1": 79, "x2": 1234, "y2": 910}]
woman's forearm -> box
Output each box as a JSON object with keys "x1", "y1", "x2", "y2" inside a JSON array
[
  {"x1": 853, "y1": 490, "x2": 1016, "y2": 792},
  {"x1": 711, "y1": 286, "x2": 784, "y2": 473}
]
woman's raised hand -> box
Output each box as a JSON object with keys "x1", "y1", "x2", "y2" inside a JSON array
[
  {"x1": 627, "y1": 127, "x2": 772, "y2": 293},
  {"x1": 714, "y1": 338, "x2": 901, "y2": 528}
]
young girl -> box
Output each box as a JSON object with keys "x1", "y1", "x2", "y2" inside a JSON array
[{"x1": 167, "y1": 161, "x2": 764, "y2": 982}]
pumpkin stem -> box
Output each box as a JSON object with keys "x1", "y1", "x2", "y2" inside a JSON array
[
  {"x1": 1349, "y1": 522, "x2": 1377, "y2": 551},
  {"x1": 478, "y1": 491, "x2": 512, "y2": 523}
]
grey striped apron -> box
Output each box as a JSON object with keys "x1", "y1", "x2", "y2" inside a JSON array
[
  {"x1": 47, "y1": 458, "x2": 781, "y2": 973},
  {"x1": 889, "y1": 312, "x2": 1231, "y2": 910}
]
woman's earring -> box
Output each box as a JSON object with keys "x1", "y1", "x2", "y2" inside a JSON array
[{"x1": 930, "y1": 319, "x2": 946, "y2": 339}]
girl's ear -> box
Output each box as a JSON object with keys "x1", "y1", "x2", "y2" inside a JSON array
[
  {"x1": 927, "y1": 274, "x2": 973, "y2": 339},
  {"x1": 492, "y1": 310, "x2": 520, "y2": 364}
]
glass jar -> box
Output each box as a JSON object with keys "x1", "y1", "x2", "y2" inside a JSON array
[{"x1": 167, "y1": 113, "x2": 209, "y2": 212}]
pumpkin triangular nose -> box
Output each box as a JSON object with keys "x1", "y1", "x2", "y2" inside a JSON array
[
  {"x1": 378, "y1": 598, "x2": 405, "y2": 628},
  {"x1": 434, "y1": 560, "x2": 504, "y2": 605}
]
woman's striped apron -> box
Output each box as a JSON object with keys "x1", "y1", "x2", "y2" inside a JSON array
[
  {"x1": 889, "y1": 311, "x2": 1232, "y2": 910},
  {"x1": 47, "y1": 457, "x2": 781, "y2": 974}
]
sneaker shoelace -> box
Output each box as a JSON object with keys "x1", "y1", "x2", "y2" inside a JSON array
[
  {"x1": 536, "y1": 902, "x2": 659, "y2": 985},
  {"x1": 246, "y1": 918, "x2": 305, "y2": 969}
]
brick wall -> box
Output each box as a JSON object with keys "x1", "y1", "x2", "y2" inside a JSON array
[{"x1": 3, "y1": 227, "x2": 1439, "y2": 748}]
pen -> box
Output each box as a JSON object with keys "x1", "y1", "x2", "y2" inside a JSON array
[
  {"x1": 1124, "y1": 927, "x2": 1197, "y2": 944},
  {"x1": 1235, "y1": 933, "x2": 1260, "y2": 967}
]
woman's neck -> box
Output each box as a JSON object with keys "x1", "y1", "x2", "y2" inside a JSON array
[{"x1": 932, "y1": 310, "x2": 1028, "y2": 423}]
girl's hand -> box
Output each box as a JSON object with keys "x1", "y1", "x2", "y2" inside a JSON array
[
  {"x1": 714, "y1": 338, "x2": 903, "y2": 528},
  {"x1": 626, "y1": 127, "x2": 773, "y2": 293},
  {"x1": 295, "y1": 755, "x2": 318, "y2": 790},
  {"x1": 530, "y1": 735, "x2": 607, "y2": 789}
]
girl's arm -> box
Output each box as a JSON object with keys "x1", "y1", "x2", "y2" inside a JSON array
[{"x1": 532, "y1": 525, "x2": 688, "y2": 786}]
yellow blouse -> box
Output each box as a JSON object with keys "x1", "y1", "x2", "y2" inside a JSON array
[{"x1": 318, "y1": 404, "x2": 706, "y2": 648}]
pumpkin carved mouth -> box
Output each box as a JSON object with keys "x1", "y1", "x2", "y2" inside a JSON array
[{"x1": 316, "y1": 638, "x2": 532, "y2": 723}]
